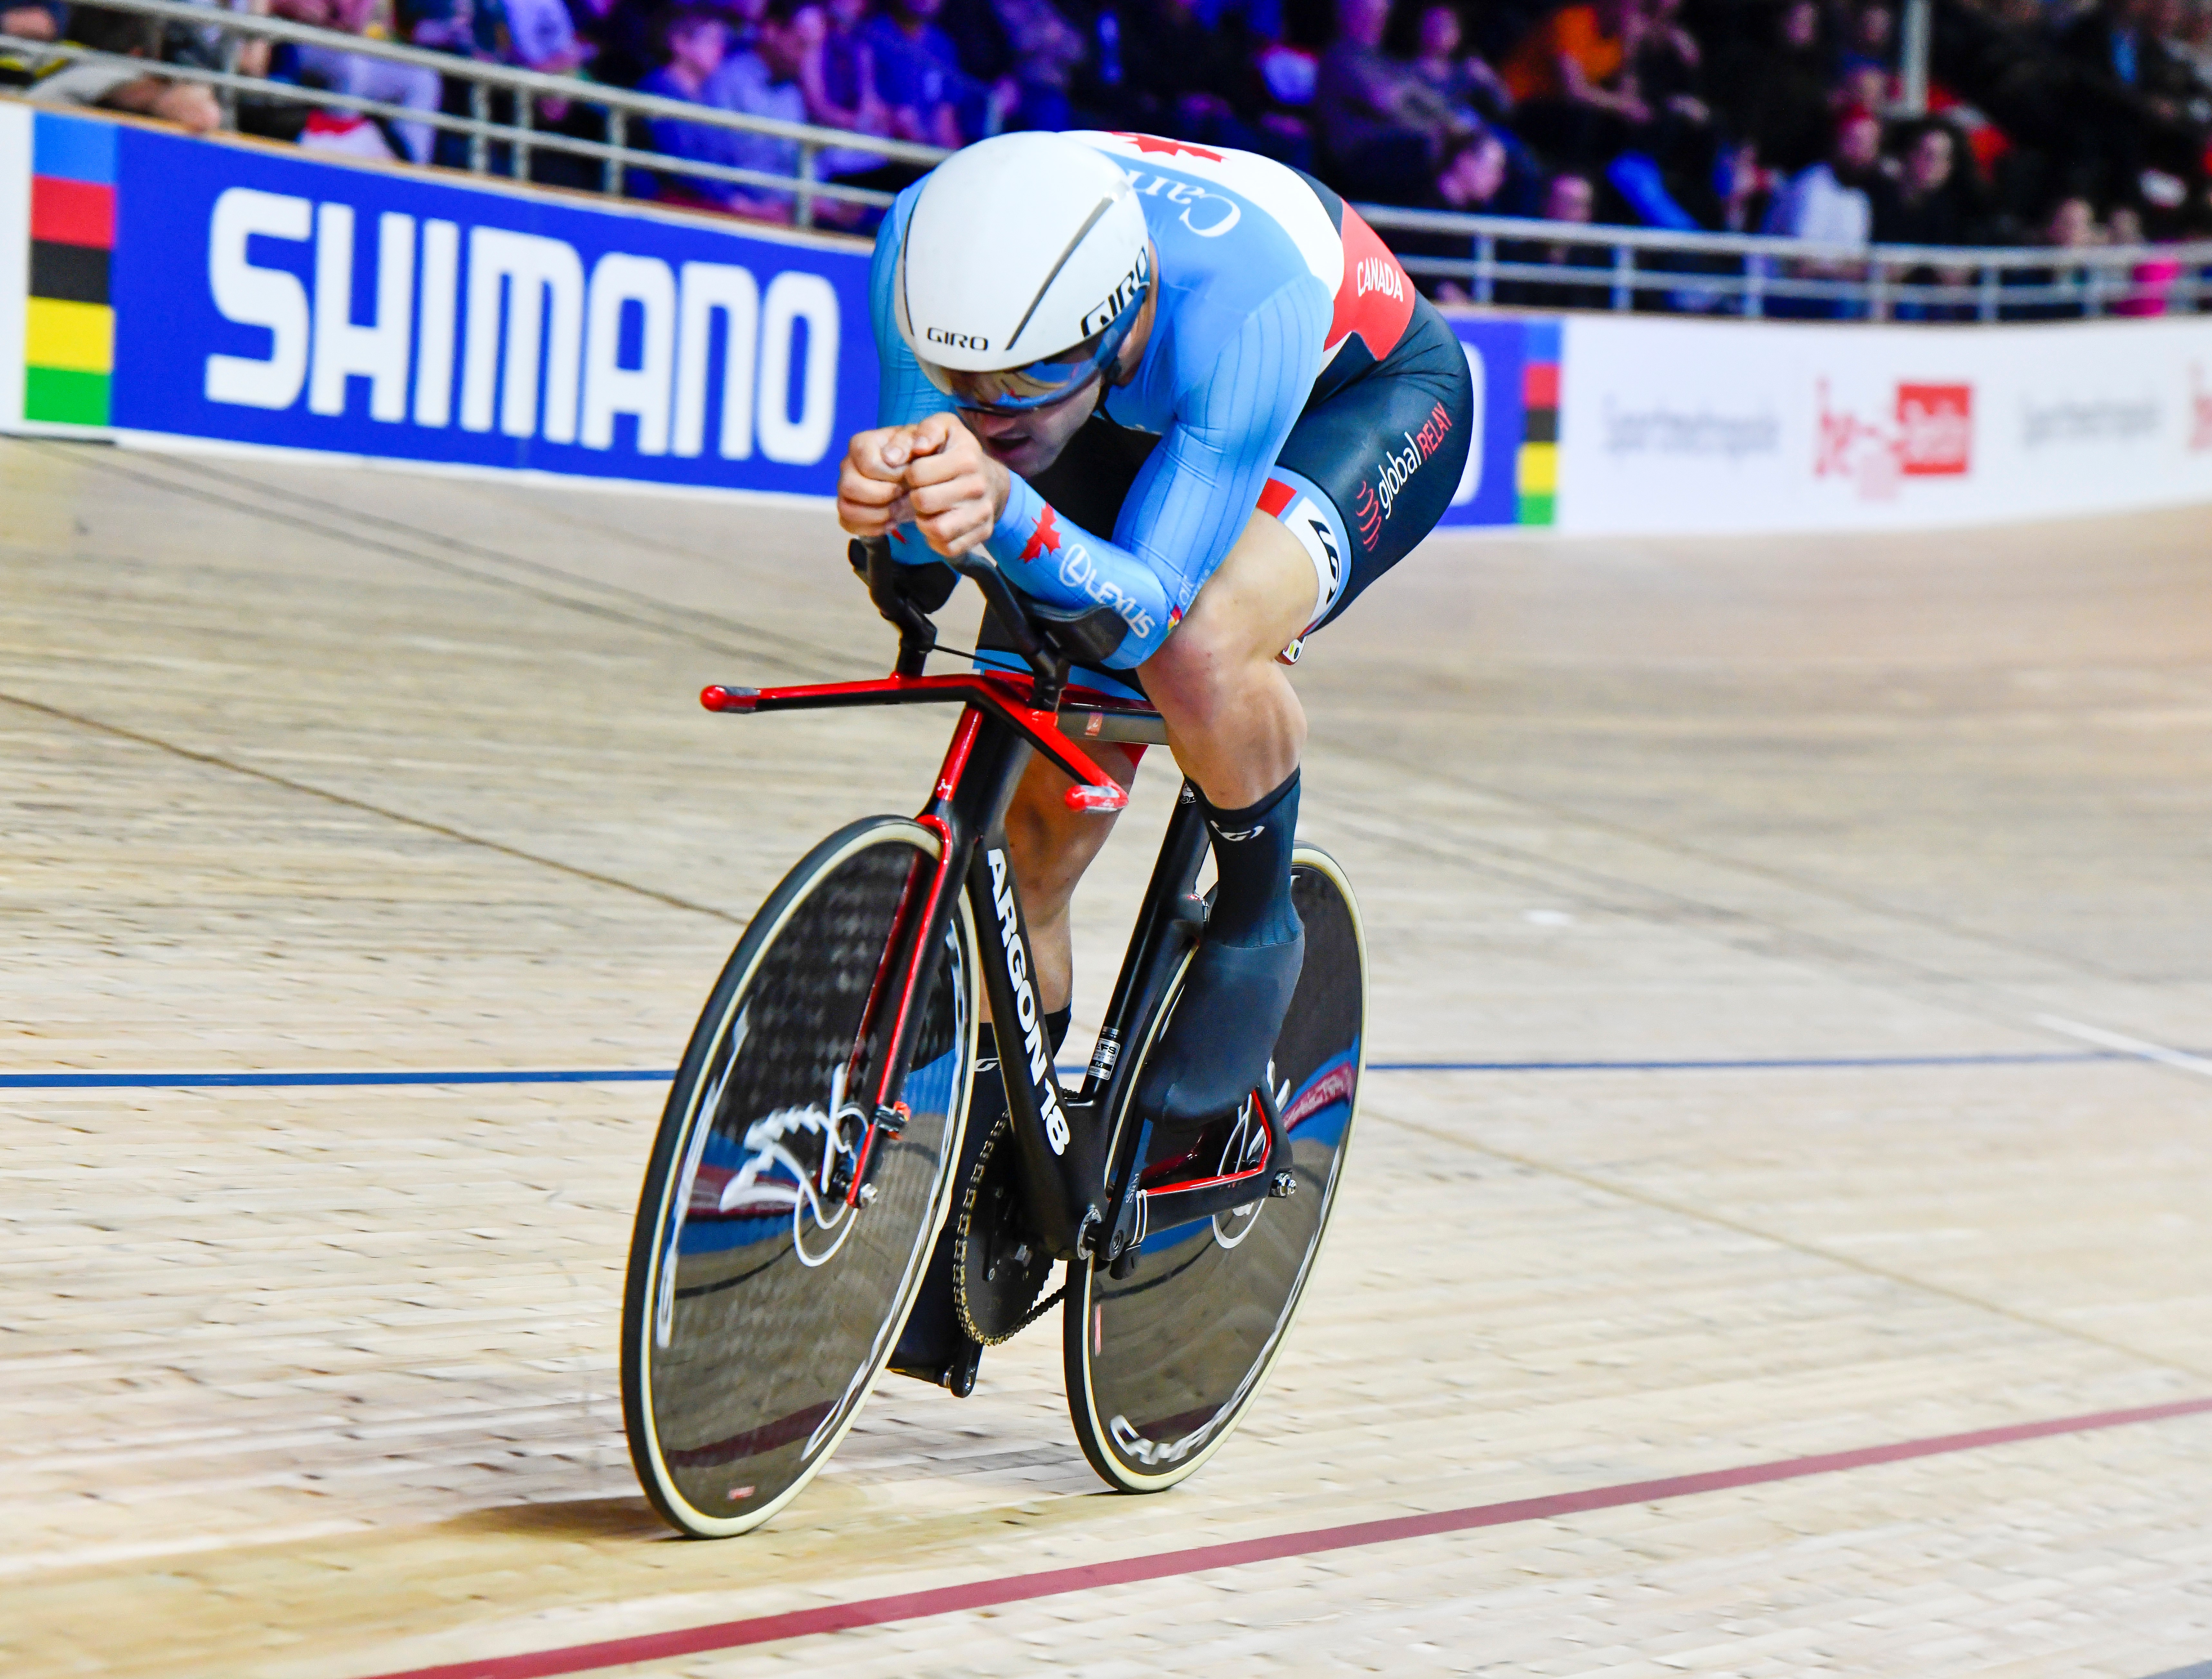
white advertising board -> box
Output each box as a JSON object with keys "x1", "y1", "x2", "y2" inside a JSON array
[
  {"x1": 0, "y1": 103, "x2": 29, "y2": 433},
  {"x1": 1558, "y1": 313, "x2": 2212, "y2": 534}
]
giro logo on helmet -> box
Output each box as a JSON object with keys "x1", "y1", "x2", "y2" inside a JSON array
[
  {"x1": 1080, "y1": 248, "x2": 1153, "y2": 339},
  {"x1": 926, "y1": 327, "x2": 990, "y2": 350}
]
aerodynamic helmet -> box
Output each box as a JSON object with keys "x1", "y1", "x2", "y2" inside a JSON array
[{"x1": 894, "y1": 133, "x2": 1154, "y2": 413}]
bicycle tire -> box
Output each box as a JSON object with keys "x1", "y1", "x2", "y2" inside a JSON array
[
  {"x1": 622, "y1": 815, "x2": 980, "y2": 1537},
  {"x1": 1063, "y1": 844, "x2": 1367, "y2": 1493}
]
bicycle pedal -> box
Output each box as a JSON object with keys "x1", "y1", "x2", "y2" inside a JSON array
[
  {"x1": 887, "y1": 1338, "x2": 985, "y2": 1394},
  {"x1": 945, "y1": 1338, "x2": 982, "y2": 1398}
]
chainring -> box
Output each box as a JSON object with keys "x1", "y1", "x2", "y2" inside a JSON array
[{"x1": 953, "y1": 1117, "x2": 1059, "y2": 1345}]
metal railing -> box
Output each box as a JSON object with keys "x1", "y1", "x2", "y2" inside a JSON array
[
  {"x1": 1, "y1": 0, "x2": 948, "y2": 226},
  {"x1": 1360, "y1": 205, "x2": 2212, "y2": 321},
  {"x1": 7, "y1": 0, "x2": 2211, "y2": 315}
]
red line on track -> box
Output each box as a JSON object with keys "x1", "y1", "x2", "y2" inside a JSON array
[{"x1": 366, "y1": 1394, "x2": 2212, "y2": 1679}]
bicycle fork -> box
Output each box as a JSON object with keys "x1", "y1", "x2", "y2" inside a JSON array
[{"x1": 832, "y1": 702, "x2": 1107, "y2": 1260}]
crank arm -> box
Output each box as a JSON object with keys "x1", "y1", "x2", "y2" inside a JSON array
[{"x1": 1099, "y1": 1082, "x2": 1296, "y2": 1269}]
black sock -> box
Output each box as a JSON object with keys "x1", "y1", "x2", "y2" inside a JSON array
[
  {"x1": 1199, "y1": 770, "x2": 1300, "y2": 948},
  {"x1": 1044, "y1": 1006, "x2": 1072, "y2": 1056}
]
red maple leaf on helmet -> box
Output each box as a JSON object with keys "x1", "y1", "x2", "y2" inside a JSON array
[
  {"x1": 1108, "y1": 131, "x2": 1223, "y2": 161},
  {"x1": 1018, "y1": 505, "x2": 1063, "y2": 562}
]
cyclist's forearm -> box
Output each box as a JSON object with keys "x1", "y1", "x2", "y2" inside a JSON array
[{"x1": 983, "y1": 475, "x2": 1174, "y2": 666}]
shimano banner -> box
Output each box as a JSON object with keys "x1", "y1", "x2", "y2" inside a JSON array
[
  {"x1": 9, "y1": 110, "x2": 873, "y2": 497},
  {"x1": 16, "y1": 107, "x2": 2212, "y2": 536}
]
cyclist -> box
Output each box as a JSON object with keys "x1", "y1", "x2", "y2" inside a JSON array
[{"x1": 838, "y1": 128, "x2": 1470, "y2": 1176}]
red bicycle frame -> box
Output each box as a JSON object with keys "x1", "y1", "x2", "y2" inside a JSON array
[{"x1": 701, "y1": 546, "x2": 1289, "y2": 1271}]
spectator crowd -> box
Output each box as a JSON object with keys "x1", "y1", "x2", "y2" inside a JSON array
[{"x1": 7, "y1": 0, "x2": 2212, "y2": 296}]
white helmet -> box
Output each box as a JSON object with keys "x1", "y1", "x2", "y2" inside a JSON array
[{"x1": 895, "y1": 133, "x2": 1153, "y2": 413}]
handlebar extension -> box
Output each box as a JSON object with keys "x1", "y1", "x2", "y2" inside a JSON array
[{"x1": 851, "y1": 537, "x2": 1131, "y2": 697}]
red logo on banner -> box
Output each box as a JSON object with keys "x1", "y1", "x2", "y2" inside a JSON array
[
  {"x1": 1896, "y1": 383, "x2": 1973, "y2": 475},
  {"x1": 1817, "y1": 379, "x2": 1975, "y2": 499}
]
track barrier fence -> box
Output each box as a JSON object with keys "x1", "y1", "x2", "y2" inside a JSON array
[
  {"x1": 5, "y1": 97, "x2": 2212, "y2": 537},
  {"x1": 7, "y1": 0, "x2": 2212, "y2": 315}
]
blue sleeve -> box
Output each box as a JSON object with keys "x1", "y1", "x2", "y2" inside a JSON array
[
  {"x1": 869, "y1": 188, "x2": 958, "y2": 432},
  {"x1": 866, "y1": 186, "x2": 963, "y2": 568},
  {"x1": 981, "y1": 276, "x2": 1329, "y2": 668}
]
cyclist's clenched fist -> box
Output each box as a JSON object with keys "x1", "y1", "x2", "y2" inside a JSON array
[
  {"x1": 833, "y1": 424, "x2": 915, "y2": 537},
  {"x1": 835, "y1": 412, "x2": 1010, "y2": 559}
]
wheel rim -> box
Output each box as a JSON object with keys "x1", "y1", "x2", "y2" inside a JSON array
[
  {"x1": 1071, "y1": 850, "x2": 1365, "y2": 1490},
  {"x1": 629, "y1": 823, "x2": 975, "y2": 1534}
]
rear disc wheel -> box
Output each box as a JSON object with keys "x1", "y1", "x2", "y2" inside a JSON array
[
  {"x1": 1064, "y1": 845, "x2": 1367, "y2": 1493},
  {"x1": 621, "y1": 816, "x2": 978, "y2": 1536}
]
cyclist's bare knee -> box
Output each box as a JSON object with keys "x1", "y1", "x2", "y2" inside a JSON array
[
  {"x1": 1143, "y1": 515, "x2": 1311, "y2": 803},
  {"x1": 1004, "y1": 742, "x2": 1137, "y2": 888}
]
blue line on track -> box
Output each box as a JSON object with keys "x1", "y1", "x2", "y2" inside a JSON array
[
  {"x1": 0, "y1": 1069, "x2": 675, "y2": 1090},
  {"x1": 1365, "y1": 1051, "x2": 2119, "y2": 1073},
  {"x1": 0, "y1": 1049, "x2": 2133, "y2": 1091}
]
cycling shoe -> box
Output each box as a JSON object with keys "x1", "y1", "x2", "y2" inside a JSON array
[{"x1": 1136, "y1": 926, "x2": 1305, "y2": 1146}]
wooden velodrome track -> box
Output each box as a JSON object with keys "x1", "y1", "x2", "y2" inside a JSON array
[{"x1": 3, "y1": 431, "x2": 2210, "y2": 1678}]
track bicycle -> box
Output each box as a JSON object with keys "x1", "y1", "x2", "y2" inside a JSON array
[{"x1": 620, "y1": 539, "x2": 1368, "y2": 1537}]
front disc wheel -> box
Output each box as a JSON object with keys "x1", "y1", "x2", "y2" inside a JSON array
[{"x1": 621, "y1": 816, "x2": 979, "y2": 1537}]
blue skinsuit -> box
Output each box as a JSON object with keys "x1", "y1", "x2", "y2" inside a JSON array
[{"x1": 870, "y1": 138, "x2": 1333, "y2": 670}]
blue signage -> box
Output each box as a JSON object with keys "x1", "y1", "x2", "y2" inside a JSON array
[
  {"x1": 1435, "y1": 316, "x2": 1532, "y2": 527},
  {"x1": 107, "y1": 127, "x2": 875, "y2": 498}
]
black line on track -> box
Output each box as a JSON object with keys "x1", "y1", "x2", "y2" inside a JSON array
[
  {"x1": 11, "y1": 438, "x2": 876, "y2": 683},
  {"x1": 1368, "y1": 1103, "x2": 2212, "y2": 1386},
  {"x1": 0, "y1": 687, "x2": 741, "y2": 926}
]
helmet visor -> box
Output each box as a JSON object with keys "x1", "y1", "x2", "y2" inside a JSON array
[{"x1": 917, "y1": 285, "x2": 1148, "y2": 415}]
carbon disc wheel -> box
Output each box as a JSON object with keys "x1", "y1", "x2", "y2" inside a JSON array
[
  {"x1": 1064, "y1": 845, "x2": 1367, "y2": 1493},
  {"x1": 621, "y1": 816, "x2": 979, "y2": 1537}
]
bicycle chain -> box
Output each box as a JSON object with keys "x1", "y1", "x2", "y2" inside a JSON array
[{"x1": 953, "y1": 1116, "x2": 1064, "y2": 1346}]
